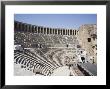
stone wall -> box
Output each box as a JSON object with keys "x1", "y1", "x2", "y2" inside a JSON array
[{"x1": 77, "y1": 24, "x2": 97, "y2": 64}]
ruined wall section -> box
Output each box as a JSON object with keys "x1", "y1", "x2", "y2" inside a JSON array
[{"x1": 77, "y1": 24, "x2": 97, "y2": 64}]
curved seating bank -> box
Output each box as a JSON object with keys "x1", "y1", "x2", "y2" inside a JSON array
[{"x1": 14, "y1": 21, "x2": 97, "y2": 76}]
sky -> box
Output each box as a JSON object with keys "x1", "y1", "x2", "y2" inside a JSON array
[{"x1": 14, "y1": 14, "x2": 97, "y2": 29}]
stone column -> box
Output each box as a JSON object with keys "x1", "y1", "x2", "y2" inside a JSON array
[
  {"x1": 39, "y1": 27, "x2": 41, "y2": 33},
  {"x1": 19, "y1": 22, "x2": 22, "y2": 31},
  {"x1": 76, "y1": 30, "x2": 77, "y2": 35},
  {"x1": 64, "y1": 29, "x2": 65, "y2": 35},
  {"x1": 50, "y1": 28, "x2": 52, "y2": 34},
  {"x1": 57, "y1": 29, "x2": 59, "y2": 35},
  {"x1": 42, "y1": 27, "x2": 44, "y2": 34},
  {"x1": 53, "y1": 28, "x2": 55, "y2": 34},
  {"x1": 44, "y1": 27, "x2": 46, "y2": 34},
  {"x1": 45, "y1": 27, "x2": 47, "y2": 34},
  {"x1": 28, "y1": 24, "x2": 30, "y2": 32},
  {"x1": 26, "y1": 24, "x2": 28, "y2": 32},
  {"x1": 32, "y1": 25, "x2": 34, "y2": 32},
  {"x1": 66, "y1": 29, "x2": 67, "y2": 35},
  {"x1": 65, "y1": 29, "x2": 67, "y2": 35},
  {"x1": 73, "y1": 30, "x2": 74, "y2": 35},
  {"x1": 29, "y1": 25, "x2": 30, "y2": 32},
  {"x1": 42, "y1": 27, "x2": 43, "y2": 33},
  {"x1": 16, "y1": 22, "x2": 19, "y2": 31},
  {"x1": 35, "y1": 26, "x2": 37, "y2": 33},
  {"x1": 22, "y1": 23, "x2": 25, "y2": 31},
  {"x1": 38, "y1": 26, "x2": 39, "y2": 33},
  {"x1": 69, "y1": 29, "x2": 71, "y2": 35},
  {"x1": 63, "y1": 29, "x2": 65, "y2": 35},
  {"x1": 37, "y1": 26, "x2": 38, "y2": 33},
  {"x1": 51, "y1": 28, "x2": 53, "y2": 34},
  {"x1": 34, "y1": 26, "x2": 36, "y2": 33},
  {"x1": 49, "y1": 28, "x2": 51, "y2": 34},
  {"x1": 43, "y1": 27, "x2": 45, "y2": 34},
  {"x1": 29, "y1": 25, "x2": 31, "y2": 32},
  {"x1": 46, "y1": 28, "x2": 48, "y2": 34},
  {"x1": 31, "y1": 25, "x2": 33, "y2": 32},
  {"x1": 59, "y1": 29, "x2": 60, "y2": 35},
  {"x1": 29, "y1": 25, "x2": 32, "y2": 32},
  {"x1": 31, "y1": 25, "x2": 32, "y2": 32},
  {"x1": 67, "y1": 29, "x2": 69, "y2": 35},
  {"x1": 22, "y1": 23, "x2": 25, "y2": 32},
  {"x1": 41, "y1": 27, "x2": 43, "y2": 33},
  {"x1": 36, "y1": 26, "x2": 38, "y2": 33},
  {"x1": 69, "y1": 29, "x2": 70, "y2": 35},
  {"x1": 59, "y1": 29, "x2": 61, "y2": 35},
  {"x1": 28, "y1": 24, "x2": 29, "y2": 32},
  {"x1": 77, "y1": 30, "x2": 79, "y2": 35},
  {"x1": 74, "y1": 30, "x2": 75, "y2": 35},
  {"x1": 41, "y1": 27, "x2": 43, "y2": 34},
  {"x1": 18, "y1": 22, "x2": 20, "y2": 31},
  {"x1": 47, "y1": 28, "x2": 49, "y2": 34},
  {"x1": 62, "y1": 29, "x2": 63, "y2": 35},
  {"x1": 49, "y1": 28, "x2": 50, "y2": 34},
  {"x1": 75, "y1": 30, "x2": 76, "y2": 35},
  {"x1": 72, "y1": 29, "x2": 73, "y2": 35},
  {"x1": 24, "y1": 24, "x2": 26, "y2": 32},
  {"x1": 70, "y1": 29, "x2": 72, "y2": 35},
  {"x1": 25, "y1": 24, "x2": 27, "y2": 32},
  {"x1": 58, "y1": 29, "x2": 59, "y2": 35},
  {"x1": 54, "y1": 28, "x2": 55, "y2": 34},
  {"x1": 22, "y1": 23, "x2": 24, "y2": 31},
  {"x1": 68, "y1": 29, "x2": 69, "y2": 35},
  {"x1": 60, "y1": 29, "x2": 62, "y2": 35}
]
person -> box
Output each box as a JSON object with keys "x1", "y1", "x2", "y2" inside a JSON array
[
  {"x1": 81, "y1": 57, "x2": 85, "y2": 63},
  {"x1": 78, "y1": 54, "x2": 82, "y2": 63},
  {"x1": 92, "y1": 57, "x2": 95, "y2": 64}
]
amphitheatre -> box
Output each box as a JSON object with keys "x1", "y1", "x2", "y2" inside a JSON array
[{"x1": 14, "y1": 21, "x2": 97, "y2": 76}]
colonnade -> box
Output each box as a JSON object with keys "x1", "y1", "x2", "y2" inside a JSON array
[{"x1": 14, "y1": 21, "x2": 78, "y2": 35}]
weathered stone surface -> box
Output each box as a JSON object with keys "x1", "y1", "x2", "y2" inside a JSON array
[{"x1": 77, "y1": 24, "x2": 97, "y2": 64}]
